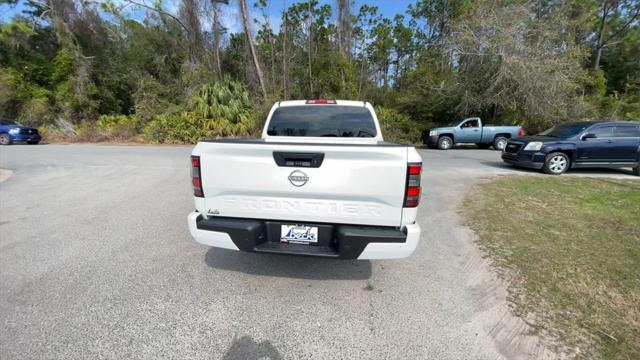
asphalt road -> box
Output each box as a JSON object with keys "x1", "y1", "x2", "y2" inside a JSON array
[{"x1": 0, "y1": 144, "x2": 636, "y2": 359}]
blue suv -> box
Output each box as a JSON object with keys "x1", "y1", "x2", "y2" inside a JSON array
[
  {"x1": 0, "y1": 118, "x2": 41, "y2": 145},
  {"x1": 502, "y1": 121, "x2": 640, "y2": 176}
]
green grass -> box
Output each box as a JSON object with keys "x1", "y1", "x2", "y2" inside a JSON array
[{"x1": 465, "y1": 176, "x2": 640, "y2": 359}]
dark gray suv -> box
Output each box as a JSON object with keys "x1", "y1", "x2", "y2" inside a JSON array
[{"x1": 502, "y1": 121, "x2": 640, "y2": 175}]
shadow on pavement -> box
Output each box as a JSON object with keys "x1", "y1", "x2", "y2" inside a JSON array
[
  {"x1": 479, "y1": 160, "x2": 539, "y2": 174},
  {"x1": 223, "y1": 336, "x2": 283, "y2": 360},
  {"x1": 205, "y1": 248, "x2": 372, "y2": 280},
  {"x1": 565, "y1": 167, "x2": 634, "y2": 176},
  {"x1": 480, "y1": 160, "x2": 636, "y2": 177}
]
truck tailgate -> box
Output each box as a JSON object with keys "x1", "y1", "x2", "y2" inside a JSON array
[{"x1": 196, "y1": 141, "x2": 408, "y2": 227}]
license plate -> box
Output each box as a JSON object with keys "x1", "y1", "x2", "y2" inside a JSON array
[{"x1": 280, "y1": 224, "x2": 318, "y2": 244}]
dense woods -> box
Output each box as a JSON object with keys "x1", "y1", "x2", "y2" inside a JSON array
[{"x1": 1, "y1": 0, "x2": 639, "y2": 144}]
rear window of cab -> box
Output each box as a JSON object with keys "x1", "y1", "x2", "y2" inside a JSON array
[{"x1": 266, "y1": 106, "x2": 377, "y2": 137}]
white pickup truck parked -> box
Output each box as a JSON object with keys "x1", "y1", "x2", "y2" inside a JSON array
[{"x1": 188, "y1": 100, "x2": 422, "y2": 259}]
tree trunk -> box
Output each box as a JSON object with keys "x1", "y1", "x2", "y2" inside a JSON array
[
  {"x1": 182, "y1": 0, "x2": 204, "y2": 65},
  {"x1": 337, "y1": 0, "x2": 343, "y2": 55},
  {"x1": 268, "y1": 23, "x2": 275, "y2": 90},
  {"x1": 239, "y1": 0, "x2": 267, "y2": 98},
  {"x1": 212, "y1": 1, "x2": 222, "y2": 76},
  {"x1": 594, "y1": 45, "x2": 604, "y2": 70},
  {"x1": 307, "y1": 1, "x2": 313, "y2": 96},
  {"x1": 339, "y1": 0, "x2": 352, "y2": 60},
  {"x1": 357, "y1": 42, "x2": 367, "y2": 97},
  {"x1": 393, "y1": 51, "x2": 400, "y2": 89},
  {"x1": 383, "y1": 58, "x2": 388, "y2": 88},
  {"x1": 594, "y1": 1, "x2": 609, "y2": 70},
  {"x1": 594, "y1": 3, "x2": 640, "y2": 70},
  {"x1": 282, "y1": 6, "x2": 289, "y2": 100},
  {"x1": 344, "y1": 1, "x2": 351, "y2": 61}
]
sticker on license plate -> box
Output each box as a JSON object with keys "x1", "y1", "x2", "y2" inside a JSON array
[{"x1": 280, "y1": 225, "x2": 318, "y2": 244}]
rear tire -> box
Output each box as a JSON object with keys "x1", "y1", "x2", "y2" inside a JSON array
[
  {"x1": 633, "y1": 166, "x2": 639, "y2": 176},
  {"x1": 493, "y1": 136, "x2": 508, "y2": 151},
  {"x1": 0, "y1": 134, "x2": 12, "y2": 146},
  {"x1": 543, "y1": 152, "x2": 570, "y2": 175},
  {"x1": 437, "y1": 136, "x2": 453, "y2": 150}
]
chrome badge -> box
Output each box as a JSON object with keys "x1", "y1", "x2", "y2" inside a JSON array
[{"x1": 288, "y1": 170, "x2": 308, "y2": 187}]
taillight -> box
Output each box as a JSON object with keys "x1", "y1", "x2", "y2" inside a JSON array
[
  {"x1": 305, "y1": 99, "x2": 337, "y2": 104},
  {"x1": 191, "y1": 155, "x2": 204, "y2": 197},
  {"x1": 404, "y1": 163, "x2": 422, "y2": 207},
  {"x1": 518, "y1": 128, "x2": 524, "y2": 137}
]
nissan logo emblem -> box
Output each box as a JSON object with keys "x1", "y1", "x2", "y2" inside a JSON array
[{"x1": 288, "y1": 170, "x2": 308, "y2": 187}]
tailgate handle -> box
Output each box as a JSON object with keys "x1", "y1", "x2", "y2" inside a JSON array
[{"x1": 273, "y1": 152, "x2": 325, "y2": 168}]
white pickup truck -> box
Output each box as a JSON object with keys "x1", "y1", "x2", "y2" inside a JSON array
[{"x1": 187, "y1": 100, "x2": 422, "y2": 259}]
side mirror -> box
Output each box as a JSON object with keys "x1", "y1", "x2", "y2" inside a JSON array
[{"x1": 581, "y1": 133, "x2": 596, "y2": 141}]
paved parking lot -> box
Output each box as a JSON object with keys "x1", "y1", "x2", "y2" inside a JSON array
[{"x1": 0, "y1": 144, "x2": 635, "y2": 359}]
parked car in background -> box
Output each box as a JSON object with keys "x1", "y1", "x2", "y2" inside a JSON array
[
  {"x1": 188, "y1": 100, "x2": 422, "y2": 260},
  {"x1": 422, "y1": 117, "x2": 523, "y2": 150},
  {"x1": 0, "y1": 119, "x2": 41, "y2": 145},
  {"x1": 502, "y1": 120, "x2": 640, "y2": 176}
]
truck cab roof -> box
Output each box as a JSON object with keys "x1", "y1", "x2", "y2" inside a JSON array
[
  {"x1": 262, "y1": 100, "x2": 384, "y2": 144},
  {"x1": 277, "y1": 100, "x2": 368, "y2": 107}
]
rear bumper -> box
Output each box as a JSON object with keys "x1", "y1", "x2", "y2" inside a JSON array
[
  {"x1": 501, "y1": 152, "x2": 545, "y2": 169},
  {"x1": 187, "y1": 211, "x2": 420, "y2": 260}
]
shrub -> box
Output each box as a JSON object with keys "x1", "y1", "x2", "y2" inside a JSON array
[
  {"x1": 143, "y1": 109, "x2": 253, "y2": 144},
  {"x1": 0, "y1": 67, "x2": 55, "y2": 126},
  {"x1": 143, "y1": 111, "x2": 201, "y2": 144},
  {"x1": 74, "y1": 121, "x2": 109, "y2": 142},
  {"x1": 374, "y1": 106, "x2": 422, "y2": 144},
  {"x1": 249, "y1": 101, "x2": 274, "y2": 137},
  {"x1": 190, "y1": 77, "x2": 252, "y2": 124},
  {"x1": 17, "y1": 96, "x2": 54, "y2": 126},
  {"x1": 596, "y1": 91, "x2": 640, "y2": 120},
  {"x1": 97, "y1": 114, "x2": 139, "y2": 140},
  {"x1": 0, "y1": 67, "x2": 29, "y2": 119},
  {"x1": 39, "y1": 119, "x2": 116, "y2": 143},
  {"x1": 38, "y1": 124, "x2": 71, "y2": 143},
  {"x1": 38, "y1": 118, "x2": 78, "y2": 143},
  {"x1": 143, "y1": 78, "x2": 254, "y2": 144},
  {"x1": 133, "y1": 76, "x2": 173, "y2": 125}
]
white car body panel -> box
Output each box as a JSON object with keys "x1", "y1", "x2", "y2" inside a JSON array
[
  {"x1": 193, "y1": 141, "x2": 408, "y2": 227},
  {"x1": 357, "y1": 223, "x2": 421, "y2": 259},
  {"x1": 188, "y1": 211, "x2": 239, "y2": 250},
  {"x1": 190, "y1": 100, "x2": 422, "y2": 259}
]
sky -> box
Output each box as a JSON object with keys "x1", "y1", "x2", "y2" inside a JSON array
[{"x1": 0, "y1": 1, "x2": 415, "y2": 32}]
